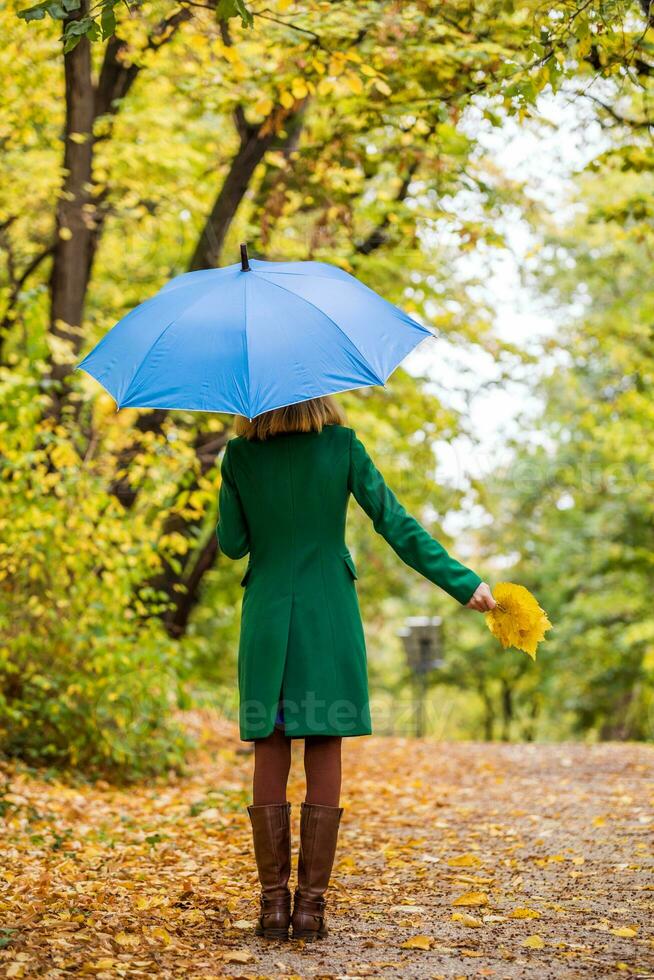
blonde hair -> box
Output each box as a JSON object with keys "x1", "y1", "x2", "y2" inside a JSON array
[{"x1": 234, "y1": 396, "x2": 346, "y2": 441}]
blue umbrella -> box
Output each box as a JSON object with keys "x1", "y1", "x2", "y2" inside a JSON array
[{"x1": 77, "y1": 245, "x2": 431, "y2": 419}]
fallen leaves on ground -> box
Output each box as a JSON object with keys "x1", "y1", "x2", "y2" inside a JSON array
[
  {"x1": 0, "y1": 717, "x2": 653, "y2": 978},
  {"x1": 452, "y1": 891, "x2": 489, "y2": 908},
  {"x1": 451, "y1": 912, "x2": 483, "y2": 928},
  {"x1": 400, "y1": 934, "x2": 434, "y2": 950}
]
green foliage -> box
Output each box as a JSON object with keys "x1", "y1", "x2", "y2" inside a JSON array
[
  {"x1": 18, "y1": 0, "x2": 79, "y2": 23},
  {"x1": 476, "y1": 160, "x2": 654, "y2": 741},
  {"x1": 216, "y1": 0, "x2": 252, "y2": 29},
  {"x1": 0, "y1": 365, "x2": 193, "y2": 776},
  {"x1": 17, "y1": 0, "x2": 119, "y2": 51},
  {"x1": 17, "y1": 0, "x2": 253, "y2": 48}
]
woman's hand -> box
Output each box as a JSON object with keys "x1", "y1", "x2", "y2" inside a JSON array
[{"x1": 466, "y1": 582, "x2": 496, "y2": 612}]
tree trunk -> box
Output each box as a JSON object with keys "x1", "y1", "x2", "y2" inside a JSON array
[
  {"x1": 144, "y1": 428, "x2": 230, "y2": 636},
  {"x1": 47, "y1": 9, "x2": 191, "y2": 403},
  {"x1": 49, "y1": 11, "x2": 96, "y2": 385},
  {"x1": 163, "y1": 533, "x2": 219, "y2": 637},
  {"x1": 500, "y1": 679, "x2": 513, "y2": 741},
  {"x1": 478, "y1": 683, "x2": 495, "y2": 741},
  {"x1": 189, "y1": 105, "x2": 305, "y2": 271},
  {"x1": 598, "y1": 687, "x2": 637, "y2": 740},
  {"x1": 523, "y1": 694, "x2": 540, "y2": 742}
]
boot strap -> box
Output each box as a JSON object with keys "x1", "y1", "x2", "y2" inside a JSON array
[
  {"x1": 294, "y1": 892, "x2": 326, "y2": 914},
  {"x1": 261, "y1": 894, "x2": 291, "y2": 910}
]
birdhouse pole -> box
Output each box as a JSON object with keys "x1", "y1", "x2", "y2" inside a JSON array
[{"x1": 397, "y1": 616, "x2": 444, "y2": 738}]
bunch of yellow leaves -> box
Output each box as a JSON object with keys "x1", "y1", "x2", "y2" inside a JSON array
[{"x1": 485, "y1": 582, "x2": 552, "y2": 660}]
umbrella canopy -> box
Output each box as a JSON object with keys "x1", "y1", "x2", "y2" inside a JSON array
[{"x1": 76, "y1": 252, "x2": 432, "y2": 419}]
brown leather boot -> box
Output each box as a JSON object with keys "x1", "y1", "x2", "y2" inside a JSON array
[
  {"x1": 247, "y1": 802, "x2": 292, "y2": 939},
  {"x1": 291, "y1": 802, "x2": 343, "y2": 941}
]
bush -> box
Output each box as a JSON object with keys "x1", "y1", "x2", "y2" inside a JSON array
[{"x1": 0, "y1": 367, "x2": 191, "y2": 778}]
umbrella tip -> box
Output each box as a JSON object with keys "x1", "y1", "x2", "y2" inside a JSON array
[{"x1": 240, "y1": 243, "x2": 251, "y2": 272}]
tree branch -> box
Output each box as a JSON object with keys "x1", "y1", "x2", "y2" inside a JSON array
[
  {"x1": 0, "y1": 242, "x2": 54, "y2": 355},
  {"x1": 582, "y1": 92, "x2": 653, "y2": 129},
  {"x1": 355, "y1": 142, "x2": 428, "y2": 255}
]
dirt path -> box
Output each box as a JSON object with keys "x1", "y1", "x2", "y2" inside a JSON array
[{"x1": 1, "y1": 723, "x2": 652, "y2": 978}]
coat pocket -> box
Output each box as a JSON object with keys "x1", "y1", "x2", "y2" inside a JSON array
[
  {"x1": 240, "y1": 564, "x2": 252, "y2": 587},
  {"x1": 343, "y1": 552, "x2": 358, "y2": 580}
]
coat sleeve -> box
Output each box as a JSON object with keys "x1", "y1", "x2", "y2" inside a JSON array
[
  {"x1": 216, "y1": 442, "x2": 250, "y2": 560},
  {"x1": 348, "y1": 430, "x2": 482, "y2": 605}
]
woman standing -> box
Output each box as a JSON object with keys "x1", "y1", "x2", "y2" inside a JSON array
[{"x1": 217, "y1": 396, "x2": 495, "y2": 941}]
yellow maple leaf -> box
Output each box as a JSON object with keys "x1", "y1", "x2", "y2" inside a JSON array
[
  {"x1": 522, "y1": 934, "x2": 545, "y2": 949},
  {"x1": 485, "y1": 582, "x2": 552, "y2": 659},
  {"x1": 611, "y1": 926, "x2": 638, "y2": 938},
  {"x1": 401, "y1": 934, "x2": 433, "y2": 950}
]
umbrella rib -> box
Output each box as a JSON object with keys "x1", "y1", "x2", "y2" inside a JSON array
[
  {"x1": 254, "y1": 274, "x2": 386, "y2": 386},
  {"x1": 243, "y1": 273, "x2": 251, "y2": 417},
  {"x1": 255, "y1": 268, "x2": 349, "y2": 282},
  {"x1": 119, "y1": 318, "x2": 178, "y2": 407}
]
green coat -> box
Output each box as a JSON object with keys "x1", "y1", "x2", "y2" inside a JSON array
[{"x1": 217, "y1": 424, "x2": 481, "y2": 740}]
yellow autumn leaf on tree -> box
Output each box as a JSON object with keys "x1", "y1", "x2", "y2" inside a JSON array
[
  {"x1": 346, "y1": 74, "x2": 364, "y2": 94},
  {"x1": 253, "y1": 98, "x2": 273, "y2": 116},
  {"x1": 401, "y1": 934, "x2": 433, "y2": 950},
  {"x1": 291, "y1": 78, "x2": 308, "y2": 99},
  {"x1": 50, "y1": 442, "x2": 79, "y2": 469},
  {"x1": 484, "y1": 582, "x2": 552, "y2": 659},
  {"x1": 279, "y1": 90, "x2": 295, "y2": 109}
]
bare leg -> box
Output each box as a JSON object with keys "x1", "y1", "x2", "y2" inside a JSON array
[
  {"x1": 304, "y1": 735, "x2": 342, "y2": 807},
  {"x1": 253, "y1": 725, "x2": 292, "y2": 805}
]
